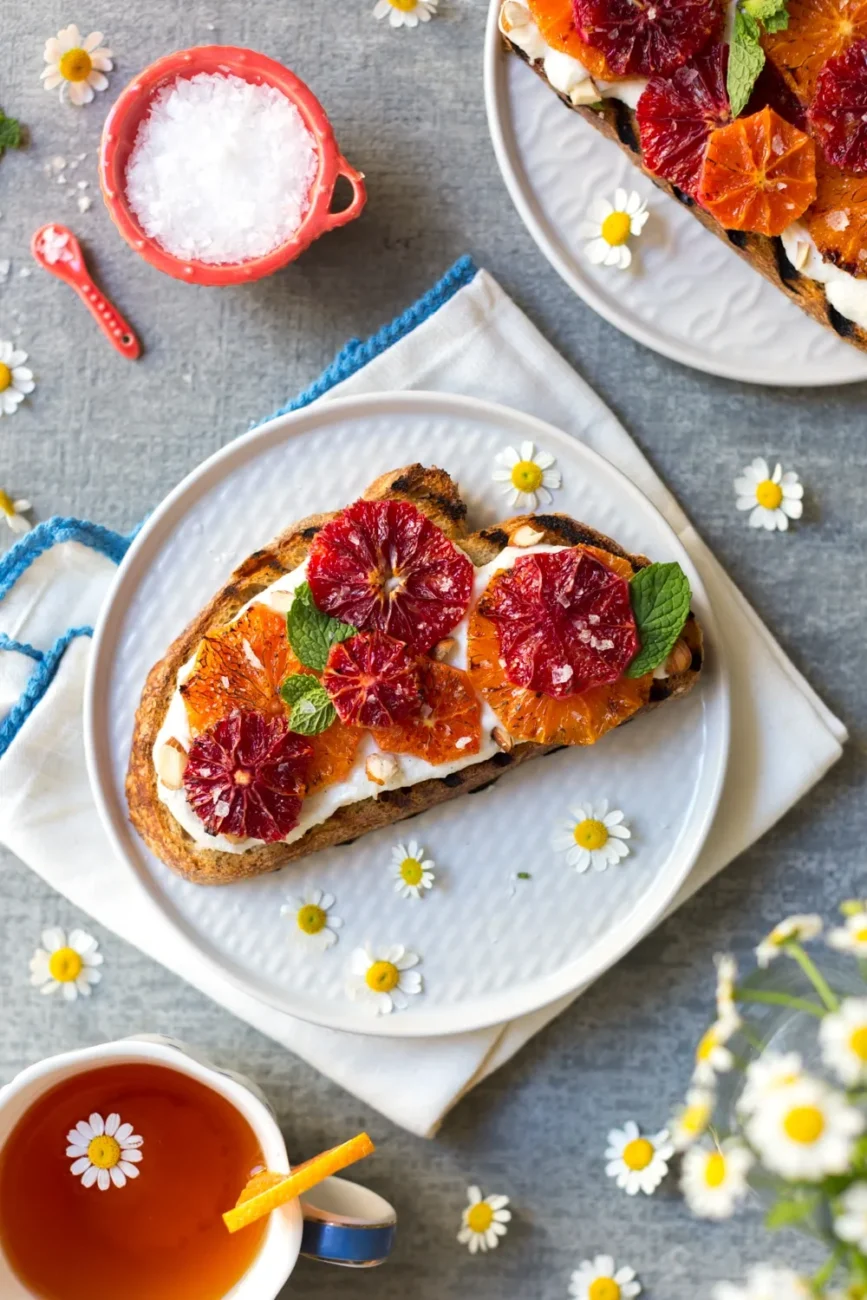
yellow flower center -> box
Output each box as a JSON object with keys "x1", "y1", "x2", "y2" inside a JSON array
[
  {"x1": 466, "y1": 1202, "x2": 494, "y2": 1233},
  {"x1": 48, "y1": 947, "x2": 83, "y2": 983},
  {"x1": 783, "y1": 1105, "x2": 825, "y2": 1145},
  {"x1": 589, "y1": 1280, "x2": 621, "y2": 1300},
  {"x1": 366, "y1": 960, "x2": 399, "y2": 993},
  {"x1": 622, "y1": 1137, "x2": 655, "y2": 1171},
  {"x1": 704, "y1": 1152, "x2": 727, "y2": 1188},
  {"x1": 297, "y1": 904, "x2": 326, "y2": 935},
  {"x1": 0, "y1": 489, "x2": 15, "y2": 516},
  {"x1": 696, "y1": 1026, "x2": 719, "y2": 1063},
  {"x1": 87, "y1": 1134, "x2": 121, "y2": 1169},
  {"x1": 849, "y1": 1026, "x2": 867, "y2": 1062},
  {"x1": 855, "y1": 925, "x2": 867, "y2": 943},
  {"x1": 680, "y1": 1103, "x2": 710, "y2": 1137},
  {"x1": 388, "y1": 0, "x2": 418, "y2": 8},
  {"x1": 573, "y1": 818, "x2": 608, "y2": 851},
  {"x1": 755, "y1": 479, "x2": 783, "y2": 510},
  {"x1": 59, "y1": 47, "x2": 93, "y2": 82},
  {"x1": 0, "y1": 362, "x2": 12, "y2": 393},
  {"x1": 400, "y1": 857, "x2": 424, "y2": 886},
  {"x1": 510, "y1": 460, "x2": 543, "y2": 493},
  {"x1": 601, "y1": 211, "x2": 632, "y2": 247}
]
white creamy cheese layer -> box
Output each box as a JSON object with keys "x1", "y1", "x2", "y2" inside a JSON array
[
  {"x1": 153, "y1": 544, "x2": 566, "y2": 855},
  {"x1": 500, "y1": 0, "x2": 867, "y2": 331}
]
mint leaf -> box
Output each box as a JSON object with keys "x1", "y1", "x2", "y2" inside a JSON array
[
  {"x1": 279, "y1": 672, "x2": 336, "y2": 736},
  {"x1": 727, "y1": 7, "x2": 766, "y2": 118},
  {"x1": 625, "y1": 562, "x2": 691, "y2": 678},
  {"x1": 287, "y1": 582, "x2": 357, "y2": 672},
  {"x1": 0, "y1": 111, "x2": 22, "y2": 156},
  {"x1": 743, "y1": 0, "x2": 787, "y2": 26},
  {"x1": 762, "y1": 5, "x2": 789, "y2": 31}
]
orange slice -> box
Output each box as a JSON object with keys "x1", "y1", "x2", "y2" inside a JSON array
[
  {"x1": 763, "y1": 0, "x2": 867, "y2": 103},
  {"x1": 370, "y1": 661, "x2": 481, "y2": 764},
  {"x1": 223, "y1": 1133, "x2": 375, "y2": 1234},
  {"x1": 697, "y1": 107, "x2": 816, "y2": 237},
  {"x1": 526, "y1": 0, "x2": 619, "y2": 79},
  {"x1": 180, "y1": 602, "x2": 361, "y2": 794},
  {"x1": 807, "y1": 157, "x2": 867, "y2": 278}
]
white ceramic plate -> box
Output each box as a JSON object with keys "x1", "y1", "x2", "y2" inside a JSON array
[
  {"x1": 484, "y1": 0, "x2": 867, "y2": 386},
  {"x1": 86, "y1": 391, "x2": 730, "y2": 1038}
]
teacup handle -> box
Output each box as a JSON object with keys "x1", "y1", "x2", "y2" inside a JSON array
[
  {"x1": 300, "y1": 1175, "x2": 396, "y2": 1269},
  {"x1": 321, "y1": 158, "x2": 367, "y2": 233}
]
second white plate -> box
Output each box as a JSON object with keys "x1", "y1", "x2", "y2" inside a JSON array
[{"x1": 484, "y1": 0, "x2": 867, "y2": 387}]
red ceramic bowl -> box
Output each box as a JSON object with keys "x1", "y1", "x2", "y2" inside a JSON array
[{"x1": 99, "y1": 46, "x2": 367, "y2": 286}]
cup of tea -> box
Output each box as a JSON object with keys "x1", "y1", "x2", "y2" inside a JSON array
[{"x1": 0, "y1": 1036, "x2": 396, "y2": 1299}]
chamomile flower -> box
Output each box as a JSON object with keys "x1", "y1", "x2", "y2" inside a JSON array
[
  {"x1": 552, "y1": 800, "x2": 631, "y2": 874},
  {"x1": 569, "y1": 1255, "x2": 641, "y2": 1300},
  {"x1": 456, "y1": 1185, "x2": 511, "y2": 1253},
  {"x1": 745, "y1": 1075, "x2": 864, "y2": 1181},
  {"x1": 834, "y1": 1181, "x2": 867, "y2": 1254},
  {"x1": 819, "y1": 997, "x2": 867, "y2": 1086},
  {"x1": 713, "y1": 1265, "x2": 812, "y2": 1300},
  {"x1": 828, "y1": 909, "x2": 867, "y2": 957},
  {"x1": 346, "y1": 943, "x2": 422, "y2": 1015},
  {"x1": 693, "y1": 1013, "x2": 740, "y2": 1085},
  {"x1": 755, "y1": 913, "x2": 822, "y2": 967},
  {"x1": 492, "y1": 442, "x2": 561, "y2": 510},
  {"x1": 41, "y1": 26, "x2": 113, "y2": 106},
  {"x1": 281, "y1": 889, "x2": 343, "y2": 950},
  {"x1": 715, "y1": 953, "x2": 738, "y2": 1019},
  {"x1": 66, "y1": 1111, "x2": 143, "y2": 1190},
  {"x1": 391, "y1": 840, "x2": 435, "y2": 900},
  {"x1": 372, "y1": 0, "x2": 438, "y2": 28},
  {"x1": 0, "y1": 341, "x2": 35, "y2": 417},
  {"x1": 681, "y1": 1139, "x2": 753, "y2": 1220},
  {"x1": 29, "y1": 926, "x2": 103, "y2": 1001},
  {"x1": 734, "y1": 458, "x2": 803, "y2": 532},
  {"x1": 605, "y1": 1121, "x2": 673, "y2": 1195},
  {"x1": 579, "y1": 189, "x2": 649, "y2": 270},
  {"x1": 670, "y1": 1087, "x2": 715, "y2": 1151},
  {"x1": 0, "y1": 490, "x2": 31, "y2": 534},
  {"x1": 738, "y1": 1051, "x2": 803, "y2": 1116}
]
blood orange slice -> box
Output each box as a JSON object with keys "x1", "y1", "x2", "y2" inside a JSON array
[
  {"x1": 183, "y1": 710, "x2": 312, "y2": 842},
  {"x1": 370, "y1": 661, "x2": 481, "y2": 764},
  {"x1": 467, "y1": 611, "x2": 651, "y2": 747},
  {"x1": 697, "y1": 108, "x2": 816, "y2": 236},
  {"x1": 808, "y1": 39, "x2": 867, "y2": 173},
  {"x1": 181, "y1": 603, "x2": 360, "y2": 794},
  {"x1": 527, "y1": 0, "x2": 617, "y2": 77},
  {"x1": 322, "y1": 632, "x2": 421, "y2": 729},
  {"x1": 637, "y1": 44, "x2": 730, "y2": 197},
  {"x1": 806, "y1": 156, "x2": 867, "y2": 277},
  {"x1": 475, "y1": 547, "x2": 639, "y2": 700},
  {"x1": 573, "y1": 0, "x2": 721, "y2": 77},
  {"x1": 763, "y1": 0, "x2": 867, "y2": 104},
  {"x1": 307, "y1": 499, "x2": 474, "y2": 655}
]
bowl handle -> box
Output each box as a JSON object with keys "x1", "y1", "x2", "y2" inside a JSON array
[{"x1": 322, "y1": 158, "x2": 367, "y2": 232}]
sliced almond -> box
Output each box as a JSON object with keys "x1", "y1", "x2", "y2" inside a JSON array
[
  {"x1": 791, "y1": 238, "x2": 811, "y2": 272},
  {"x1": 491, "y1": 726, "x2": 514, "y2": 754},
  {"x1": 663, "y1": 637, "x2": 692, "y2": 677},
  {"x1": 365, "y1": 752, "x2": 399, "y2": 787},
  {"x1": 510, "y1": 524, "x2": 545, "y2": 548},
  {"x1": 431, "y1": 636, "x2": 457, "y2": 662},
  {"x1": 156, "y1": 737, "x2": 188, "y2": 789}
]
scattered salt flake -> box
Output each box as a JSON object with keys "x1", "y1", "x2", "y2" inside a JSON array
[
  {"x1": 56, "y1": 175, "x2": 67, "y2": 185},
  {"x1": 454, "y1": 736, "x2": 472, "y2": 750},
  {"x1": 49, "y1": 155, "x2": 67, "y2": 173},
  {"x1": 826, "y1": 209, "x2": 850, "y2": 232},
  {"x1": 77, "y1": 195, "x2": 92, "y2": 214},
  {"x1": 78, "y1": 152, "x2": 87, "y2": 161},
  {"x1": 18, "y1": 267, "x2": 31, "y2": 278},
  {"x1": 125, "y1": 71, "x2": 319, "y2": 264},
  {"x1": 772, "y1": 133, "x2": 785, "y2": 155},
  {"x1": 77, "y1": 180, "x2": 89, "y2": 190}
]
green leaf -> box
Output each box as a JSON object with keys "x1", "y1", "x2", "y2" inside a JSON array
[
  {"x1": 765, "y1": 1196, "x2": 818, "y2": 1230},
  {"x1": 743, "y1": 0, "x2": 787, "y2": 26},
  {"x1": 625, "y1": 562, "x2": 692, "y2": 678},
  {"x1": 727, "y1": 7, "x2": 767, "y2": 118},
  {"x1": 286, "y1": 582, "x2": 357, "y2": 672},
  {"x1": 279, "y1": 673, "x2": 336, "y2": 736},
  {"x1": 0, "y1": 110, "x2": 22, "y2": 155},
  {"x1": 762, "y1": 6, "x2": 790, "y2": 31}
]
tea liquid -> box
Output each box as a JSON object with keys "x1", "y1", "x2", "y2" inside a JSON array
[{"x1": 0, "y1": 1062, "x2": 268, "y2": 1300}]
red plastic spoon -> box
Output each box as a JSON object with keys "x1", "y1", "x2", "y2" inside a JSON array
[{"x1": 31, "y1": 223, "x2": 141, "y2": 360}]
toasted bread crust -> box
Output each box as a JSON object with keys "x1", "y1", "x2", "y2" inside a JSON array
[
  {"x1": 127, "y1": 467, "x2": 702, "y2": 885},
  {"x1": 503, "y1": 38, "x2": 867, "y2": 353}
]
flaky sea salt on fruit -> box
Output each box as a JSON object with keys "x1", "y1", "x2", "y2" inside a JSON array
[{"x1": 125, "y1": 72, "x2": 319, "y2": 265}]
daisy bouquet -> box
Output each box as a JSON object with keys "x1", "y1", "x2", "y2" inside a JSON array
[{"x1": 672, "y1": 903, "x2": 867, "y2": 1299}]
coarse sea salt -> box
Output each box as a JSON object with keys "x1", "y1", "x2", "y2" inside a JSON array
[{"x1": 125, "y1": 72, "x2": 319, "y2": 265}]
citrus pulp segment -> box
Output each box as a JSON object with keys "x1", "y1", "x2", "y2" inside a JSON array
[{"x1": 370, "y1": 661, "x2": 482, "y2": 764}]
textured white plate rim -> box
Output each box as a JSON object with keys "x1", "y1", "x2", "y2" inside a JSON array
[
  {"x1": 482, "y1": 0, "x2": 867, "y2": 388},
  {"x1": 85, "y1": 389, "x2": 731, "y2": 1038}
]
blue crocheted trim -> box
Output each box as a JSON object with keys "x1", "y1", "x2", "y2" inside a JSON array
[
  {"x1": 0, "y1": 633, "x2": 44, "y2": 662},
  {"x1": 0, "y1": 626, "x2": 93, "y2": 759},
  {"x1": 261, "y1": 253, "x2": 478, "y2": 423},
  {"x1": 0, "y1": 517, "x2": 132, "y2": 602}
]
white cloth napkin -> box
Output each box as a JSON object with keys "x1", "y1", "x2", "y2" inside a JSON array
[{"x1": 0, "y1": 267, "x2": 847, "y2": 1138}]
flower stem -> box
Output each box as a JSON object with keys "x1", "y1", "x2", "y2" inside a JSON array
[
  {"x1": 811, "y1": 1247, "x2": 841, "y2": 1292},
  {"x1": 735, "y1": 987, "x2": 826, "y2": 1018},
  {"x1": 786, "y1": 942, "x2": 839, "y2": 1012}
]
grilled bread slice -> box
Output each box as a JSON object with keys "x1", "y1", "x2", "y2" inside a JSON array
[{"x1": 127, "y1": 465, "x2": 703, "y2": 885}]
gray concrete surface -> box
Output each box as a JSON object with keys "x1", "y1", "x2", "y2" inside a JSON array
[{"x1": 0, "y1": 1, "x2": 864, "y2": 1295}]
